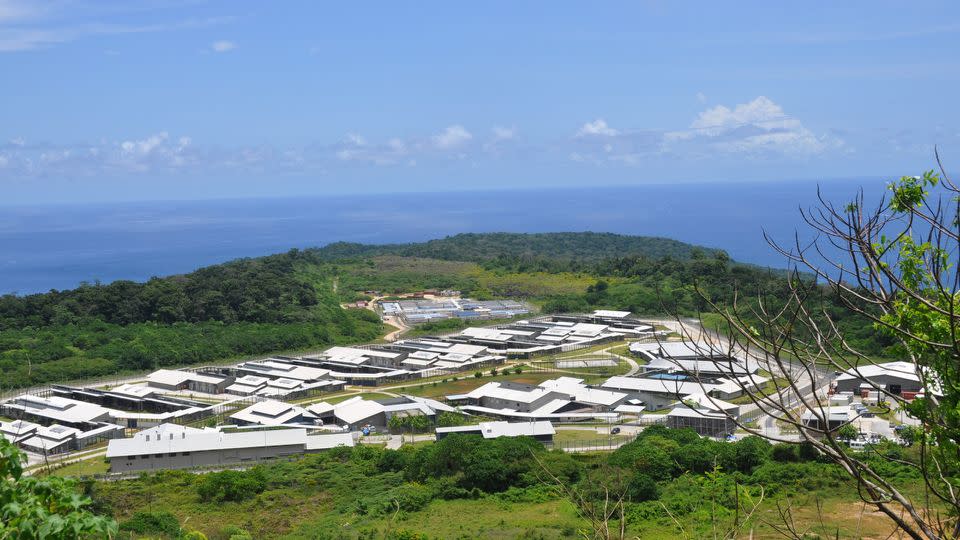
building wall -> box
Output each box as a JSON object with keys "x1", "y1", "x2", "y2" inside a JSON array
[
  {"x1": 109, "y1": 443, "x2": 307, "y2": 473},
  {"x1": 344, "y1": 412, "x2": 387, "y2": 430},
  {"x1": 666, "y1": 415, "x2": 736, "y2": 437},
  {"x1": 835, "y1": 374, "x2": 922, "y2": 395},
  {"x1": 478, "y1": 392, "x2": 561, "y2": 413}
]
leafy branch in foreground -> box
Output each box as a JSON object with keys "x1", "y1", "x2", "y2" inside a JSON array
[
  {"x1": 0, "y1": 436, "x2": 117, "y2": 539},
  {"x1": 672, "y1": 155, "x2": 960, "y2": 539}
]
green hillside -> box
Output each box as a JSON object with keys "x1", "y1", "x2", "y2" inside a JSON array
[
  {"x1": 0, "y1": 232, "x2": 890, "y2": 389},
  {"x1": 312, "y1": 232, "x2": 723, "y2": 264}
]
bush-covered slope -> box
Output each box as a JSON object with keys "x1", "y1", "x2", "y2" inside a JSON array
[
  {"x1": 307, "y1": 232, "x2": 723, "y2": 265},
  {"x1": 0, "y1": 250, "x2": 382, "y2": 388}
]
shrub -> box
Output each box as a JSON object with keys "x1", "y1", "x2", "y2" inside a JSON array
[
  {"x1": 727, "y1": 436, "x2": 771, "y2": 473},
  {"x1": 119, "y1": 511, "x2": 181, "y2": 537},
  {"x1": 196, "y1": 469, "x2": 266, "y2": 503},
  {"x1": 771, "y1": 443, "x2": 799, "y2": 462},
  {"x1": 609, "y1": 439, "x2": 675, "y2": 480},
  {"x1": 626, "y1": 473, "x2": 660, "y2": 502}
]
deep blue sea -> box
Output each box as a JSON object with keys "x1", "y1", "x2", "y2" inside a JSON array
[{"x1": 0, "y1": 179, "x2": 887, "y2": 295}]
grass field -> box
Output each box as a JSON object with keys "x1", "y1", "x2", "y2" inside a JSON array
[
  {"x1": 321, "y1": 392, "x2": 398, "y2": 404},
  {"x1": 42, "y1": 455, "x2": 110, "y2": 477}
]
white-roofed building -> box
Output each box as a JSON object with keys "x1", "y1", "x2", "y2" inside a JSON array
[
  {"x1": 108, "y1": 384, "x2": 156, "y2": 399},
  {"x1": 146, "y1": 369, "x2": 231, "y2": 394},
  {"x1": 229, "y1": 400, "x2": 318, "y2": 427},
  {"x1": 0, "y1": 419, "x2": 40, "y2": 443},
  {"x1": 835, "y1": 361, "x2": 925, "y2": 396},
  {"x1": 600, "y1": 374, "x2": 765, "y2": 408},
  {"x1": 435, "y1": 421, "x2": 555, "y2": 443},
  {"x1": 801, "y1": 406, "x2": 853, "y2": 432},
  {"x1": 537, "y1": 377, "x2": 630, "y2": 408},
  {"x1": 19, "y1": 424, "x2": 82, "y2": 454},
  {"x1": 236, "y1": 360, "x2": 330, "y2": 383},
  {"x1": 1, "y1": 395, "x2": 112, "y2": 428},
  {"x1": 106, "y1": 424, "x2": 354, "y2": 473},
  {"x1": 592, "y1": 310, "x2": 632, "y2": 319},
  {"x1": 225, "y1": 375, "x2": 269, "y2": 396},
  {"x1": 306, "y1": 394, "x2": 457, "y2": 430},
  {"x1": 18, "y1": 422, "x2": 124, "y2": 455},
  {"x1": 681, "y1": 393, "x2": 739, "y2": 415},
  {"x1": 666, "y1": 407, "x2": 737, "y2": 437},
  {"x1": 326, "y1": 397, "x2": 385, "y2": 429},
  {"x1": 446, "y1": 377, "x2": 635, "y2": 421},
  {"x1": 450, "y1": 381, "x2": 558, "y2": 412}
]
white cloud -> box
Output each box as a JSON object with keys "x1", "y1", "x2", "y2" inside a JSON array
[
  {"x1": 691, "y1": 96, "x2": 789, "y2": 135},
  {"x1": 577, "y1": 119, "x2": 619, "y2": 137},
  {"x1": 211, "y1": 40, "x2": 236, "y2": 53},
  {"x1": 696, "y1": 92, "x2": 707, "y2": 104},
  {"x1": 335, "y1": 133, "x2": 408, "y2": 165},
  {"x1": 569, "y1": 96, "x2": 845, "y2": 166},
  {"x1": 432, "y1": 125, "x2": 472, "y2": 149},
  {"x1": 0, "y1": 0, "x2": 39, "y2": 23},
  {"x1": 344, "y1": 133, "x2": 367, "y2": 146},
  {"x1": 664, "y1": 96, "x2": 841, "y2": 155},
  {"x1": 491, "y1": 125, "x2": 516, "y2": 140},
  {"x1": 120, "y1": 132, "x2": 168, "y2": 156},
  {"x1": 0, "y1": 16, "x2": 235, "y2": 52}
]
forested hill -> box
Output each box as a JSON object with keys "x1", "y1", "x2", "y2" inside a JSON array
[
  {"x1": 307, "y1": 232, "x2": 724, "y2": 265},
  {"x1": 0, "y1": 232, "x2": 886, "y2": 390}
]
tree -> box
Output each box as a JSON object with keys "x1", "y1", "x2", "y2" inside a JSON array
[
  {"x1": 0, "y1": 436, "x2": 117, "y2": 539},
  {"x1": 836, "y1": 424, "x2": 859, "y2": 442},
  {"x1": 676, "y1": 160, "x2": 960, "y2": 539}
]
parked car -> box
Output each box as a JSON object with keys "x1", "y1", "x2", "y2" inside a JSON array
[{"x1": 610, "y1": 427, "x2": 621, "y2": 435}]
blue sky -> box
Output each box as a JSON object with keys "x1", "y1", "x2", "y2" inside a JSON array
[{"x1": 1, "y1": 1, "x2": 958, "y2": 204}]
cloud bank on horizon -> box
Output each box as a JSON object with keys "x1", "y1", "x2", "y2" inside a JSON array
[
  {"x1": 0, "y1": 96, "x2": 849, "y2": 176},
  {"x1": 0, "y1": 1, "x2": 957, "y2": 202}
]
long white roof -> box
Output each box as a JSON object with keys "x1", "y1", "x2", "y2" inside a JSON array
[
  {"x1": 631, "y1": 341, "x2": 727, "y2": 359},
  {"x1": 0, "y1": 420, "x2": 40, "y2": 442},
  {"x1": 537, "y1": 377, "x2": 628, "y2": 406},
  {"x1": 106, "y1": 425, "x2": 354, "y2": 458},
  {"x1": 837, "y1": 361, "x2": 921, "y2": 383},
  {"x1": 601, "y1": 376, "x2": 706, "y2": 396},
  {"x1": 463, "y1": 381, "x2": 552, "y2": 404},
  {"x1": 479, "y1": 421, "x2": 555, "y2": 438},
  {"x1": 592, "y1": 310, "x2": 632, "y2": 318},
  {"x1": 331, "y1": 396, "x2": 384, "y2": 425},
  {"x1": 5, "y1": 395, "x2": 110, "y2": 424},
  {"x1": 238, "y1": 360, "x2": 330, "y2": 382},
  {"x1": 436, "y1": 420, "x2": 555, "y2": 439},
  {"x1": 230, "y1": 400, "x2": 315, "y2": 426},
  {"x1": 680, "y1": 393, "x2": 739, "y2": 412},
  {"x1": 666, "y1": 407, "x2": 730, "y2": 419},
  {"x1": 147, "y1": 369, "x2": 225, "y2": 386}
]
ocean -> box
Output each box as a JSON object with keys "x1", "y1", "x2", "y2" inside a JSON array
[{"x1": 0, "y1": 179, "x2": 887, "y2": 295}]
